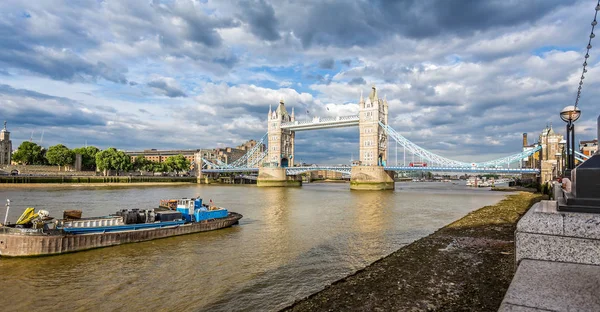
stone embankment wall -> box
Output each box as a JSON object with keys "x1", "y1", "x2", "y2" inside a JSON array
[
  {"x1": 0, "y1": 165, "x2": 96, "y2": 176},
  {"x1": 0, "y1": 176, "x2": 197, "y2": 184}
]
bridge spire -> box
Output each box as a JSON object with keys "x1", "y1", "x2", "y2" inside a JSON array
[
  {"x1": 369, "y1": 85, "x2": 378, "y2": 104},
  {"x1": 359, "y1": 90, "x2": 364, "y2": 108}
]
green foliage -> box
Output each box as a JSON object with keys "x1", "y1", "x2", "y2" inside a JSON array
[
  {"x1": 483, "y1": 174, "x2": 499, "y2": 179},
  {"x1": 133, "y1": 155, "x2": 154, "y2": 172},
  {"x1": 72, "y1": 146, "x2": 100, "y2": 171},
  {"x1": 12, "y1": 141, "x2": 47, "y2": 165},
  {"x1": 111, "y1": 149, "x2": 132, "y2": 174},
  {"x1": 95, "y1": 148, "x2": 113, "y2": 174},
  {"x1": 95, "y1": 148, "x2": 132, "y2": 175},
  {"x1": 542, "y1": 182, "x2": 553, "y2": 196},
  {"x1": 152, "y1": 161, "x2": 170, "y2": 173},
  {"x1": 46, "y1": 144, "x2": 75, "y2": 168},
  {"x1": 164, "y1": 154, "x2": 191, "y2": 173}
]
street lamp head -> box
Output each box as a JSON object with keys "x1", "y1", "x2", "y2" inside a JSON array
[
  {"x1": 559, "y1": 139, "x2": 567, "y2": 147},
  {"x1": 560, "y1": 105, "x2": 581, "y2": 122}
]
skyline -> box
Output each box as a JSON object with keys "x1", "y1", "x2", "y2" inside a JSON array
[{"x1": 1, "y1": 0, "x2": 600, "y2": 164}]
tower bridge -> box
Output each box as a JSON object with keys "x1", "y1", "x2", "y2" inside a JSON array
[{"x1": 200, "y1": 86, "x2": 542, "y2": 190}]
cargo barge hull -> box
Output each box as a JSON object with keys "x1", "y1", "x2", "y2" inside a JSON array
[{"x1": 0, "y1": 212, "x2": 242, "y2": 257}]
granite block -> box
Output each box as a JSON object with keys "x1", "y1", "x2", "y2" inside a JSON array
[
  {"x1": 516, "y1": 232, "x2": 600, "y2": 265},
  {"x1": 500, "y1": 259, "x2": 600, "y2": 312},
  {"x1": 498, "y1": 303, "x2": 553, "y2": 312},
  {"x1": 516, "y1": 202, "x2": 564, "y2": 236},
  {"x1": 563, "y1": 212, "x2": 600, "y2": 240}
]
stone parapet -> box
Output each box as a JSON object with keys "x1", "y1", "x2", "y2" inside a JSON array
[
  {"x1": 350, "y1": 166, "x2": 394, "y2": 190},
  {"x1": 515, "y1": 200, "x2": 600, "y2": 266}
]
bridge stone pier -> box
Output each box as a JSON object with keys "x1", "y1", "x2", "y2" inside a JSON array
[
  {"x1": 257, "y1": 167, "x2": 302, "y2": 187},
  {"x1": 257, "y1": 86, "x2": 394, "y2": 190}
]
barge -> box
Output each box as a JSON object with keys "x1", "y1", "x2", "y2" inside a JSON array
[{"x1": 0, "y1": 198, "x2": 242, "y2": 257}]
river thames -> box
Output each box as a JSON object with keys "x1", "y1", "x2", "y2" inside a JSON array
[{"x1": 0, "y1": 182, "x2": 509, "y2": 311}]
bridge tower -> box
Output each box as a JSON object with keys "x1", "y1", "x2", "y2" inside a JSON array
[
  {"x1": 257, "y1": 99, "x2": 301, "y2": 187},
  {"x1": 350, "y1": 86, "x2": 395, "y2": 190}
]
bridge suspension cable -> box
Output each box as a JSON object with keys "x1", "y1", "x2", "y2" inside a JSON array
[
  {"x1": 229, "y1": 133, "x2": 267, "y2": 167},
  {"x1": 379, "y1": 122, "x2": 470, "y2": 167},
  {"x1": 201, "y1": 133, "x2": 268, "y2": 169},
  {"x1": 380, "y1": 121, "x2": 542, "y2": 168}
]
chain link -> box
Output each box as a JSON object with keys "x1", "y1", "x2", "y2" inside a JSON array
[{"x1": 574, "y1": 0, "x2": 600, "y2": 108}]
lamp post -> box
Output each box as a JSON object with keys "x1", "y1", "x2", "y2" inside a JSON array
[
  {"x1": 555, "y1": 152, "x2": 562, "y2": 179},
  {"x1": 560, "y1": 105, "x2": 581, "y2": 171},
  {"x1": 558, "y1": 139, "x2": 566, "y2": 177}
]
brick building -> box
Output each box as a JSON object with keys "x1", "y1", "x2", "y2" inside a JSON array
[{"x1": 580, "y1": 139, "x2": 598, "y2": 156}]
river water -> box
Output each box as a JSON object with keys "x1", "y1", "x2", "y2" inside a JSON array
[{"x1": 0, "y1": 182, "x2": 508, "y2": 311}]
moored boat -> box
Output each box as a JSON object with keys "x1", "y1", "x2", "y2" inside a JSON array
[{"x1": 0, "y1": 198, "x2": 242, "y2": 257}]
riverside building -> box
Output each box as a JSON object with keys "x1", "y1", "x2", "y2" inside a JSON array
[{"x1": 0, "y1": 121, "x2": 12, "y2": 166}]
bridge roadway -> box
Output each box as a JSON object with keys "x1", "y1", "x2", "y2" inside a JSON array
[{"x1": 201, "y1": 166, "x2": 540, "y2": 175}]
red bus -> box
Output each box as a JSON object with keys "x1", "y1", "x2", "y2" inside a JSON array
[{"x1": 409, "y1": 162, "x2": 427, "y2": 167}]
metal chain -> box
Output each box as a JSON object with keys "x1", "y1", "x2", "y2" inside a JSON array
[{"x1": 575, "y1": 0, "x2": 600, "y2": 108}]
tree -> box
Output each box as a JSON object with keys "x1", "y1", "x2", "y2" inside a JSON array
[
  {"x1": 152, "y1": 161, "x2": 170, "y2": 174},
  {"x1": 96, "y1": 148, "x2": 114, "y2": 176},
  {"x1": 95, "y1": 148, "x2": 132, "y2": 176},
  {"x1": 111, "y1": 150, "x2": 132, "y2": 175},
  {"x1": 12, "y1": 141, "x2": 47, "y2": 165},
  {"x1": 72, "y1": 146, "x2": 100, "y2": 171},
  {"x1": 164, "y1": 154, "x2": 191, "y2": 174},
  {"x1": 133, "y1": 155, "x2": 153, "y2": 172},
  {"x1": 46, "y1": 144, "x2": 75, "y2": 170}
]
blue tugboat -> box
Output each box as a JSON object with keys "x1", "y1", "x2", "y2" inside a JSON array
[{"x1": 0, "y1": 198, "x2": 242, "y2": 257}]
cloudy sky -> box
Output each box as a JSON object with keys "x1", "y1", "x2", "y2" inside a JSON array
[{"x1": 1, "y1": 0, "x2": 599, "y2": 165}]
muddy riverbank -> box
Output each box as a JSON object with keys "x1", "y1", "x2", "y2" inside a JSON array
[{"x1": 283, "y1": 192, "x2": 545, "y2": 312}]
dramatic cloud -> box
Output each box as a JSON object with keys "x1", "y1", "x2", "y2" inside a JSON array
[
  {"x1": 348, "y1": 77, "x2": 366, "y2": 85},
  {"x1": 147, "y1": 78, "x2": 187, "y2": 98},
  {"x1": 237, "y1": 0, "x2": 281, "y2": 41},
  {"x1": 0, "y1": 0, "x2": 598, "y2": 165},
  {"x1": 0, "y1": 84, "x2": 107, "y2": 128},
  {"x1": 318, "y1": 58, "x2": 335, "y2": 69}
]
